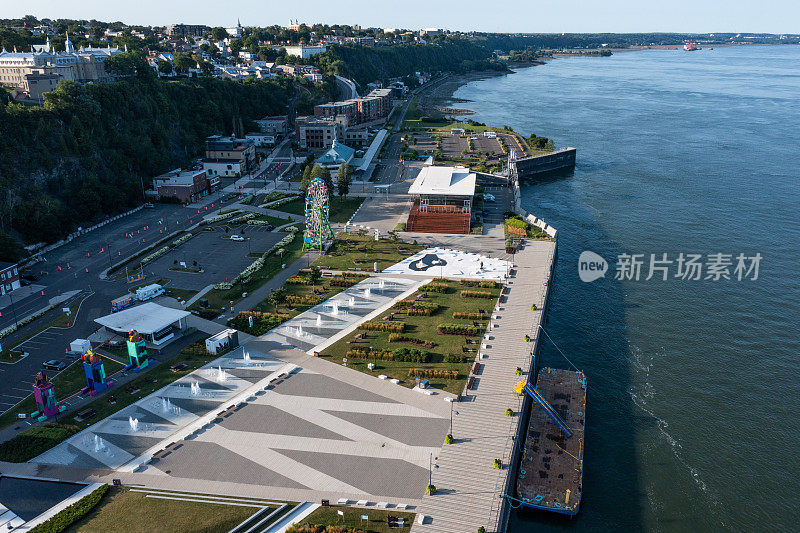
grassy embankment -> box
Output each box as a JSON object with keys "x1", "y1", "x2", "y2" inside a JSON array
[
  {"x1": 320, "y1": 278, "x2": 500, "y2": 394},
  {"x1": 64, "y1": 487, "x2": 261, "y2": 533},
  {"x1": 289, "y1": 506, "x2": 416, "y2": 533}
]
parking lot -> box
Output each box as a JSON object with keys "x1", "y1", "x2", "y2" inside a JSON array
[{"x1": 144, "y1": 229, "x2": 285, "y2": 290}]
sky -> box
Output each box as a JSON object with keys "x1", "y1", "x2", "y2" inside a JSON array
[{"x1": 4, "y1": 0, "x2": 799, "y2": 34}]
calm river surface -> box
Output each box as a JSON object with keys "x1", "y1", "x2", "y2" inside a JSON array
[{"x1": 453, "y1": 45, "x2": 800, "y2": 531}]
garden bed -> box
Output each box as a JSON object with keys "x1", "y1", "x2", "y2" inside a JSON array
[
  {"x1": 312, "y1": 234, "x2": 425, "y2": 273},
  {"x1": 320, "y1": 278, "x2": 500, "y2": 393}
]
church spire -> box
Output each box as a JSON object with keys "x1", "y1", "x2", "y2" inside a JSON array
[{"x1": 65, "y1": 32, "x2": 74, "y2": 53}]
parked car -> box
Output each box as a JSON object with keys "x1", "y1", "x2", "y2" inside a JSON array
[
  {"x1": 143, "y1": 203, "x2": 155, "y2": 208},
  {"x1": 230, "y1": 235, "x2": 245, "y2": 241},
  {"x1": 483, "y1": 193, "x2": 496, "y2": 202},
  {"x1": 42, "y1": 360, "x2": 67, "y2": 372}
]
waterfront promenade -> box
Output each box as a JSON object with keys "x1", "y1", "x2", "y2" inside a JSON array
[{"x1": 413, "y1": 239, "x2": 556, "y2": 533}]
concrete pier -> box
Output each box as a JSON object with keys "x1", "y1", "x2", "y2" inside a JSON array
[{"x1": 413, "y1": 239, "x2": 556, "y2": 532}]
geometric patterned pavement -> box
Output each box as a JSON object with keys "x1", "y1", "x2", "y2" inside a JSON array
[{"x1": 30, "y1": 275, "x2": 450, "y2": 502}]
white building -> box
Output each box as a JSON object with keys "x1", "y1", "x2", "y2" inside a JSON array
[{"x1": 282, "y1": 44, "x2": 327, "y2": 59}]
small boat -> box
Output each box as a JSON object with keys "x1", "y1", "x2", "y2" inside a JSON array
[{"x1": 683, "y1": 42, "x2": 701, "y2": 51}]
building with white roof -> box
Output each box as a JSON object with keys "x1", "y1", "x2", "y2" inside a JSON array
[
  {"x1": 406, "y1": 166, "x2": 476, "y2": 234},
  {"x1": 94, "y1": 302, "x2": 190, "y2": 346}
]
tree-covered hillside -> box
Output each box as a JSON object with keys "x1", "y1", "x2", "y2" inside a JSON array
[
  {"x1": 0, "y1": 59, "x2": 293, "y2": 254},
  {"x1": 310, "y1": 39, "x2": 507, "y2": 87}
]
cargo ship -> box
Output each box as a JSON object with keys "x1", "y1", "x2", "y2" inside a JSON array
[{"x1": 516, "y1": 367, "x2": 587, "y2": 516}]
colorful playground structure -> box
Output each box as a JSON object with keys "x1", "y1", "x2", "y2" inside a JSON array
[
  {"x1": 125, "y1": 329, "x2": 151, "y2": 371},
  {"x1": 303, "y1": 177, "x2": 334, "y2": 250},
  {"x1": 30, "y1": 372, "x2": 66, "y2": 421},
  {"x1": 80, "y1": 349, "x2": 112, "y2": 395}
]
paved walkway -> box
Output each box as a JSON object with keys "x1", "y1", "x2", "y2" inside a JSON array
[{"x1": 412, "y1": 240, "x2": 556, "y2": 533}]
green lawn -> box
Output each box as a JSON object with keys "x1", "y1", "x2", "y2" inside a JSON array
[
  {"x1": 0, "y1": 353, "x2": 126, "y2": 431},
  {"x1": 312, "y1": 234, "x2": 424, "y2": 272},
  {"x1": 291, "y1": 506, "x2": 415, "y2": 533},
  {"x1": 320, "y1": 278, "x2": 500, "y2": 394},
  {"x1": 0, "y1": 423, "x2": 80, "y2": 462},
  {"x1": 272, "y1": 196, "x2": 365, "y2": 223},
  {"x1": 163, "y1": 286, "x2": 198, "y2": 302},
  {"x1": 65, "y1": 487, "x2": 259, "y2": 533}
]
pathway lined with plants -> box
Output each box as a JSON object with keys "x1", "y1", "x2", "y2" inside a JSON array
[{"x1": 413, "y1": 240, "x2": 556, "y2": 533}]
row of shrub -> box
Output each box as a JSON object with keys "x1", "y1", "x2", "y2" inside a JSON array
[
  {"x1": 206, "y1": 210, "x2": 239, "y2": 223},
  {"x1": 420, "y1": 283, "x2": 450, "y2": 293},
  {"x1": 460, "y1": 279, "x2": 497, "y2": 288},
  {"x1": 461, "y1": 290, "x2": 494, "y2": 299},
  {"x1": 231, "y1": 212, "x2": 256, "y2": 224},
  {"x1": 346, "y1": 348, "x2": 431, "y2": 363},
  {"x1": 285, "y1": 294, "x2": 325, "y2": 306},
  {"x1": 387, "y1": 334, "x2": 436, "y2": 348},
  {"x1": 357, "y1": 321, "x2": 406, "y2": 333},
  {"x1": 404, "y1": 301, "x2": 440, "y2": 316},
  {"x1": 438, "y1": 323, "x2": 480, "y2": 336},
  {"x1": 444, "y1": 354, "x2": 471, "y2": 363},
  {"x1": 139, "y1": 231, "x2": 195, "y2": 266},
  {"x1": 409, "y1": 368, "x2": 458, "y2": 379},
  {"x1": 453, "y1": 311, "x2": 487, "y2": 319},
  {"x1": 229, "y1": 312, "x2": 290, "y2": 335}
]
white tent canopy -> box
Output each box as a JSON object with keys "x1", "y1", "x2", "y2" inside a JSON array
[{"x1": 94, "y1": 302, "x2": 190, "y2": 335}]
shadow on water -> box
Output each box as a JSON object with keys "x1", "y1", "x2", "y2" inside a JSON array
[{"x1": 508, "y1": 181, "x2": 644, "y2": 532}]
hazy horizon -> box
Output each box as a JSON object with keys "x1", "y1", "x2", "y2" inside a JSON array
[{"x1": 4, "y1": 0, "x2": 799, "y2": 35}]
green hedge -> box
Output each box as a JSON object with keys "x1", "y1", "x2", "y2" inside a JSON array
[
  {"x1": 30, "y1": 484, "x2": 108, "y2": 533},
  {"x1": 0, "y1": 423, "x2": 80, "y2": 463}
]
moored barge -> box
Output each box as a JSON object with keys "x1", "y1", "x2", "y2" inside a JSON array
[{"x1": 517, "y1": 367, "x2": 587, "y2": 515}]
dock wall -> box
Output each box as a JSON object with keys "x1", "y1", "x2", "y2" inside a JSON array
[{"x1": 516, "y1": 148, "x2": 576, "y2": 176}]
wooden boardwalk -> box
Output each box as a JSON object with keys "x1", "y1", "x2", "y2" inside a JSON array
[{"x1": 413, "y1": 239, "x2": 556, "y2": 533}]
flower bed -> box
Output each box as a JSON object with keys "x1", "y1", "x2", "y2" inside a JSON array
[
  {"x1": 452, "y1": 311, "x2": 487, "y2": 320},
  {"x1": 460, "y1": 279, "x2": 497, "y2": 288},
  {"x1": 387, "y1": 334, "x2": 436, "y2": 348},
  {"x1": 438, "y1": 323, "x2": 480, "y2": 336},
  {"x1": 460, "y1": 290, "x2": 494, "y2": 299},
  {"x1": 409, "y1": 368, "x2": 458, "y2": 379},
  {"x1": 420, "y1": 283, "x2": 449, "y2": 294},
  {"x1": 346, "y1": 347, "x2": 431, "y2": 363},
  {"x1": 357, "y1": 321, "x2": 406, "y2": 333},
  {"x1": 285, "y1": 294, "x2": 325, "y2": 306}
]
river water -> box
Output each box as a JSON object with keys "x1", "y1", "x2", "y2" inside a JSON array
[{"x1": 452, "y1": 45, "x2": 800, "y2": 531}]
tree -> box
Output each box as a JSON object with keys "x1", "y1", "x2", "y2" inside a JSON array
[
  {"x1": 173, "y1": 53, "x2": 195, "y2": 73},
  {"x1": 211, "y1": 27, "x2": 228, "y2": 42},
  {"x1": 337, "y1": 163, "x2": 352, "y2": 197},
  {"x1": 309, "y1": 164, "x2": 334, "y2": 196},
  {"x1": 308, "y1": 265, "x2": 322, "y2": 289},
  {"x1": 199, "y1": 60, "x2": 214, "y2": 76},
  {"x1": 157, "y1": 59, "x2": 172, "y2": 75}
]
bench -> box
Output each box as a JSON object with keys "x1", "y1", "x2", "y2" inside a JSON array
[
  {"x1": 467, "y1": 376, "x2": 475, "y2": 390},
  {"x1": 472, "y1": 362, "x2": 481, "y2": 375},
  {"x1": 170, "y1": 363, "x2": 188, "y2": 372},
  {"x1": 75, "y1": 408, "x2": 96, "y2": 422}
]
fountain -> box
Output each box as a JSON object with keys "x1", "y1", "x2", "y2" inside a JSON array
[
  {"x1": 93, "y1": 434, "x2": 106, "y2": 453},
  {"x1": 348, "y1": 296, "x2": 355, "y2": 307},
  {"x1": 161, "y1": 397, "x2": 172, "y2": 413},
  {"x1": 316, "y1": 315, "x2": 322, "y2": 326},
  {"x1": 128, "y1": 417, "x2": 139, "y2": 432},
  {"x1": 217, "y1": 366, "x2": 228, "y2": 382},
  {"x1": 331, "y1": 302, "x2": 339, "y2": 316},
  {"x1": 243, "y1": 351, "x2": 251, "y2": 363},
  {"x1": 296, "y1": 324, "x2": 304, "y2": 337},
  {"x1": 364, "y1": 287, "x2": 371, "y2": 298},
  {"x1": 190, "y1": 381, "x2": 201, "y2": 396},
  {"x1": 379, "y1": 279, "x2": 385, "y2": 290}
]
